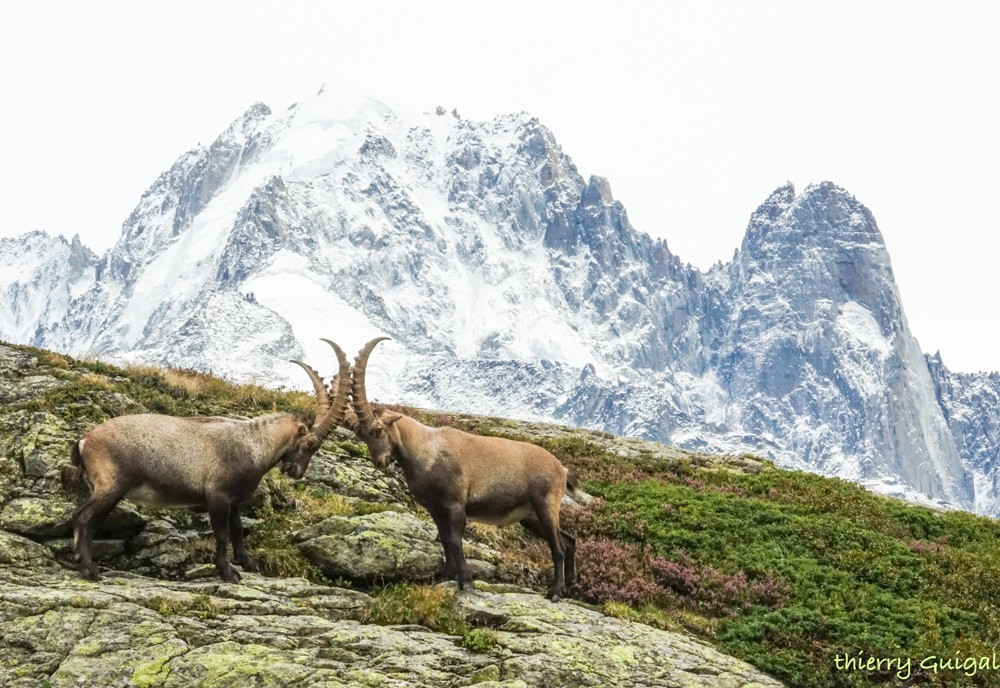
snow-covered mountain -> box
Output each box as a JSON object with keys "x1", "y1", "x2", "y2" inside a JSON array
[
  {"x1": 2, "y1": 86, "x2": 996, "y2": 514},
  {"x1": 0, "y1": 232, "x2": 97, "y2": 345}
]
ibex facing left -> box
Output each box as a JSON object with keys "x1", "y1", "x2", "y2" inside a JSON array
[{"x1": 63, "y1": 342, "x2": 353, "y2": 583}]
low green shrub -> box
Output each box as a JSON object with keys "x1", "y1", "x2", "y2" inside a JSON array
[{"x1": 562, "y1": 465, "x2": 1000, "y2": 688}]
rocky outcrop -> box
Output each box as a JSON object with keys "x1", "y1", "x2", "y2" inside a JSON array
[
  {"x1": 0, "y1": 568, "x2": 781, "y2": 688},
  {"x1": 294, "y1": 511, "x2": 445, "y2": 583},
  {"x1": 0, "y1": 530, "x2": 53, "y2": 565}
]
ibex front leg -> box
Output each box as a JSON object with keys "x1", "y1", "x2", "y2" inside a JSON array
[
  {"x1": 229, "y1": 504, "x2": 259, "y2": 574},
  {"x1": 208, "y1": 497, "x2": 241, "y2": 583},
  {"x1": 433, "y1": 505, "x2": 472, "y2": 590}
]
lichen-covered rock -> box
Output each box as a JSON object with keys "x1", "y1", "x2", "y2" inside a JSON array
[
  {"x1": 114, "y1": 518, "x2": 205, "y2": 576},
  {"x1": 0, "y1": 568, "x2": 781, "y2": 687},
  {"x1": 0, "y1": 405, "x2": 145, "y2": 539},
  {"x1": 305, "y1": 448, "x2": 409, "y2": 503},
  {"x1": 0, "y1": 495, "x2": 145, "y2": 539},
  {"x1": 451, "y1": 584, "x2": 783, "y2": 687},
  {"x1": 0, "y1": 347, "x2": 70, "y2": 406},
  {"x1": 0, "y1": 529, "x2": 54, "y2": 565},
  {"x1": 44, "y1": 537, "x2": 127, "y2": 562},
  {"x1": 294, "y1": 511, "x2": 444, "y2": 582},
  {"x1": 11, "y1": 411, "x2": 74, "y2": 478},
  {"x1": 0, "y1": 496, "x2": 76, "y2": 536},
  {"x1": 0, "y1": 454, "x2": 24, "y2": 506}
]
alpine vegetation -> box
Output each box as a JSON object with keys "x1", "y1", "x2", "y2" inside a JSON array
[
  {"x1": 63, "y1": 346, "x2": 351, "y2": 582},
  {"x1": 347, "y1": 337, "x2": 579, "y2": 601}
]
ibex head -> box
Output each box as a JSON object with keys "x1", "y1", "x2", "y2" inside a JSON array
[
  {"x1": 345, "y1": 337, "x2": 400, "y2": 469},
  {"x1": 286, "y1": 340, "x2": 353, "y2": 479}
]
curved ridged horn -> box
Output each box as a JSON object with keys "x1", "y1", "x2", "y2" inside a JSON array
[
  {"x1": 290, "y1": 360, "x2": 330, "y2": 419},
  {"x1": 314, "y1": 339, "x2": 352, "y2": 439},
  {"x1": 342, "y1": 406, "x2": 359, "y2": 431},
  {"x1": 351, "y1": 337, "x2": 390, "y2": 430}
]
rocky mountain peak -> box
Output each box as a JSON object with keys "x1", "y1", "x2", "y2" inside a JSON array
[
  {"x1": 1, "y1": 86, "x2": 997, "y2": 516},
  {"x1": 582, "y1": 175, "x2": 614, "y2": 206}
]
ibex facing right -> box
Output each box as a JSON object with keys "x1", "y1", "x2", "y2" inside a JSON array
[{"x1": 64, "y1": 343, "x2": 353, "y2": 583}]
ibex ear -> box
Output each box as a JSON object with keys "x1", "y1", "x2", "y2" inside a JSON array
[
  {"x1": 297, "y1": 424, "x2": 308, "y2": 436},
  {"x1": 383, "y1": 412, "x2": 403, "y2": 426}
]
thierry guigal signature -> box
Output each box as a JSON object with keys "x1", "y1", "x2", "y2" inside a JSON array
[{"x1": 836, "y1": 651, "x2": 1000, "y2": 680}]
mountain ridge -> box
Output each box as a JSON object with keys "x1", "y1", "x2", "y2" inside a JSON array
[{"x1": 1, "y1": 87, "x2": 996, "y2": 514}]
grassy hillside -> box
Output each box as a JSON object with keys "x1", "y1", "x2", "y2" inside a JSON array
[
  {"x1": 387, "y1": 406, "x2": 1000, "y2": 688},
  {"x1": 3, "y1": 342, "x2": 999, "y2": 687}
]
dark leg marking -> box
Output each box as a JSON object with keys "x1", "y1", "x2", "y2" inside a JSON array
[
  {"x1": 430, "y1": 511, "x2": 457, "y2": 581},
  {"x1": 440, "y1": 506, "x2": 471, "y2": 590},
  {"x1": 524, "y1": 504, "x2": 566, "y2": 602},
  {"x1": 229, "y1": 504, "x2": 259, "y2": 573},
  {"x1": 72, "y1": 485, "x2": 128, "y2": 581},
  {"x1": 560, "y1": 528, "x2": 576, "y2": 587},
  {"x1": 208, "y1": 498, "x2": 240, "y2": 583}
]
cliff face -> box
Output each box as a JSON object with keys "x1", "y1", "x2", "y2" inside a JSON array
[
  {"x1": 0, "y1": 86, "x2": 994, "y2": 513},
  {"x1": 927, "y1": 353, "x2": 1000, "y2": 513},
  {"x1": 713, "y1": 183, "x2": 972, "y2": 507}
]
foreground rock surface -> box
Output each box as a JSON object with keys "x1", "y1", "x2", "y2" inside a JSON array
[{"x1": 0, "y1": 566, "x2": 781, "y2": 687}]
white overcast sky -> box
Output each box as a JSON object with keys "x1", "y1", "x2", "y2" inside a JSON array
[{"x1": 1, "y1": 2, "x2": 997, "y2": 373}]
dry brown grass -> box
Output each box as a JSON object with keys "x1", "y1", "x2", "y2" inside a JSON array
[
  {"x1": 364, "y1": 583, "x2": 462, "y2": 632},
  {"x1": 74, "y1": 351, "x2": 105, "y2": 365},
  {"x1": 124, "y1": 364, "x2": 219, "y2": 397},
  {"x1": 188, "y1": 536, "x2": 216, "y2": 558},
  {"x1": 287, "y1": 488, "x2": 355, "y2": 520},
  {"x1": 121, "y1": 362, "x2": 315, "y2": 414},
  {"x1": 39, "y1": 352, "x2": 68, "y2": 368},
  {"x1": 78, "y1": 372, "x2": 112, "y2": 390}
]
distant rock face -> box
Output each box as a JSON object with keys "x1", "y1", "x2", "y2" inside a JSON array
[
  {"x1": 0, "y1": 232, "x2": 97, "y2": 346},
  {"x1": 713, "y1": 183, "x2": 973, "y2": 507},
  {"x1": 926, "y1": 353, "x2": 1000, "y2": 514},
  {"x1": 0, "y1": 86, "x2": 995, "y2": 513}
]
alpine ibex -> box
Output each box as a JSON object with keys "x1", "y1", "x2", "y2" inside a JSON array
[
  {"x1": 63, "y1": 343, "x2": 353, "y2": 582},
  {"x1": 346, "y1": 338, "x2": 579, "y2": 601}
]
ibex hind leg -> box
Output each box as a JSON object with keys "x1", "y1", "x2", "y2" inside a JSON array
[
  {"x1": 559, "y1": 529, "x2": 576, "y2": 587},
  {"x1": 72, "y1": 484, "x2": 128, "y2": 581},
  {"x1": 521, "y1": 504, "x2": 567, "y2": 602}
]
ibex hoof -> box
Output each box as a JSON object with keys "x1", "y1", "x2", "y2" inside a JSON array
[
  {"x1": 80, "y1": 565, "x2": 101, "y2": 582},
  {"x1": 219, "y1": 565, "x2": 242, "y2": 584},
  {"x1": 545, "y1": 585, "x2": 567, "y2": 602},
  {"x1": 238, "y1": 558, "x2": 260, "y2": 574}
]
